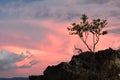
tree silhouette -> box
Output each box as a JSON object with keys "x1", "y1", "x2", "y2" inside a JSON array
[{"x1": 67, "y1": 14, "x2": 108, "y2": 52}]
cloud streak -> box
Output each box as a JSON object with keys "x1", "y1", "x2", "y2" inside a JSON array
[
  {"x1": 0, "y1": 0, "x2": 118, "y2": 21},
  {"x1": 0, "y1": 50, "x2": 39, "y2": 70}
]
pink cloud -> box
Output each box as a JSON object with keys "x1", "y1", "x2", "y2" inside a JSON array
[{"x1": 0, "y1": 16, "x2": 120, "y2": 77}]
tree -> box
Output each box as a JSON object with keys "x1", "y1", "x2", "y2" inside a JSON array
[{"x1": 67, "y1": 14, "x2": 108, "y2": 52}]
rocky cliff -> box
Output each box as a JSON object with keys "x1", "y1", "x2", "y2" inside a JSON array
[{"x1": 29, "y1": 48, "x2": 120, "y2": 80}]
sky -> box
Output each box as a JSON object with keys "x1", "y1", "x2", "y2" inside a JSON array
[{"x1": 0, "y1": 0, "x2": 120, "y2": 78}]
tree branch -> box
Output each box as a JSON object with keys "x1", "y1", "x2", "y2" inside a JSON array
[{"x1": 80, "y1": 35, "x2": 92, "y2": 52}]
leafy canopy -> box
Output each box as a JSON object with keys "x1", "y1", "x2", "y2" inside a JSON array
[{"x1": 67, "y1": 14, "x2": 108, "y2": 52}]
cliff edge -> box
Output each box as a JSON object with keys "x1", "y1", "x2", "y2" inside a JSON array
[{"x1": 29, "y1": 48, "x2": 120, "y2": 80}]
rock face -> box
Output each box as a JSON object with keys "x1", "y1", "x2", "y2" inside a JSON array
[
  {"x1": 29, "y1": 75, "x2": 45, "y2": 80},
  {"x1": 29, "y1": 48, "x2": 120, "y2": 80}
]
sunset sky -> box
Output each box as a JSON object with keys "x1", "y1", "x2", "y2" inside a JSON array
[{"x1": 0, "y1": 0, "x2": 120, "y2": 78}]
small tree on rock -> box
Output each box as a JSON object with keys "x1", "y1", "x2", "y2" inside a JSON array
[{"x1": 67, "y1": 14, "x2": 108, "y2": 52}]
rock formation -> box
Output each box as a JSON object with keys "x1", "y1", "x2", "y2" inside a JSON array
[{"x1": 29, "y1": 48, "x2": 120, "y2": 80}]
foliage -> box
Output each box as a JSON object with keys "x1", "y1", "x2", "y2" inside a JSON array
[{"x1": 67, "y1": 14, "x2": 108, "y2": 52}]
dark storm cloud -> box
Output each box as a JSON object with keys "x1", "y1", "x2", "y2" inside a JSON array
[
  {"x1": 0, "y1": 50, "x2": 25, "y2": 70},
  {"x1": 0, "y1": 50, "x2": 39, "y2": 70}
]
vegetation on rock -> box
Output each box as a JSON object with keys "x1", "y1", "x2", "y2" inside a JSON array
[
  {"x1": 29, "y1": 15, "x2": 120, "y2": 80},
  {"x1": 29, "y1": 48, "x2": 120, "y2": 80},
  {"x1": 67, "y1": 14, "x2": 108, "y2": 52}
]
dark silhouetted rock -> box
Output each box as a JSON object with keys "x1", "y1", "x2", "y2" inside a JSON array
[
  {"x1": 44, "y1": 62, "x2": 72, "y2": 80},
  {"x1": 29, "y1": 75, "x2": 45, "y2": 80},
  {"x1": 29, "y1": 48, "x2": 120, "y2": 80}
]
